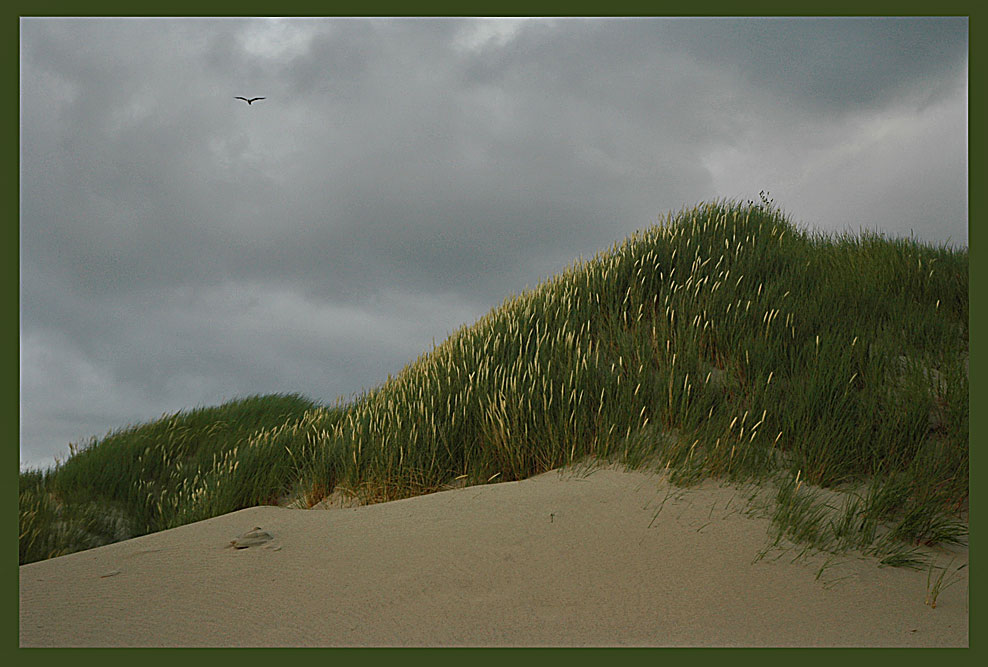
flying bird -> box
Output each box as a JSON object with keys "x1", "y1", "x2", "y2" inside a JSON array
[{"x1": 234, "y1": 96, "x2": 265, "y2": 105}]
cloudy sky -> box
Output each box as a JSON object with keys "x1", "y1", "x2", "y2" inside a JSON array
[{"x1": 19, "y1": 17, "x2": 968, "y2": 471}]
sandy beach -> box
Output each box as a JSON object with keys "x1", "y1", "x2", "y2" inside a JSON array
[{"x1": 19, "y1": 465, "x2": 968, "y2": 647}]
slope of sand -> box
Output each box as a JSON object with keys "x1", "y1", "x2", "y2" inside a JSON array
[{"x1": 19, "y1": 465, "x2": 968, "y2": 647}]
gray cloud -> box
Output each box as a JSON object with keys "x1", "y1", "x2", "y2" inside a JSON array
[
  {"x1": 19, "y1": 17, "x2": 967, "y2": 469},
  {"x1": 654, "y1": 17, "x2": 968, "y2": 114}
]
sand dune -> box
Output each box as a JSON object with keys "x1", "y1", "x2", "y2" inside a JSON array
[{"x1": 19, "y1": 465, "x2": 968, "y2": 647}]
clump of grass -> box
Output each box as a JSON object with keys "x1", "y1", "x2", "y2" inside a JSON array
[
  {"x1": 755, "y1": 469, "x2": 967, "y2": 571},
  {"x1": 20, "y1": 197, "x2": 967, "y2": 570},
  {"x1": 20, "y1": 393, "x2": 328, "y2": 564},
  {"x1": 926, "y1": 559, "x2": 967, "y2": 609}
]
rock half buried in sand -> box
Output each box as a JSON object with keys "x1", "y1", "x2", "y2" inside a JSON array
[{"x1": 229, "y1": 527, "x2": 274, "y2": 549}]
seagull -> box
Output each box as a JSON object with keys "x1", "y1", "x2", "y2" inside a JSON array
[{"x1": 235, "y1": 96, "x2": 265, "y2": 105}]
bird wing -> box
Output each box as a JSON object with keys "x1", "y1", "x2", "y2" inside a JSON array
[
  {"x1": 234, "y1": 97, "x2": 249, "y2": 102},
  {"x1": 249, "y1": 97, "x2": 265, "y2": 102}
]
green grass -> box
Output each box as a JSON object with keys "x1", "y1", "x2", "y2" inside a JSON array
[
  {"x1": 19, "y1": 393, "x2": 330, "y2": 564},
  {"x1": 19, "y1": 197, "x2": 968, "y2": 567}
]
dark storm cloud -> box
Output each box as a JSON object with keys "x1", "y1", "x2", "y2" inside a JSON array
[
  {"x1": 19, "y1": 17, "x2": 967, "y2": 469},
  {"x1": 654, "y1": 17, "x2": 968, "y2": 114}
]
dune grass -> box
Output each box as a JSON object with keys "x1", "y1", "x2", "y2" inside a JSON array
[
  {"x1": 19, "y1": 393, "x2": 330, "y2": 564},
  {"x1": 19, "y1": 197, "x2": 968, "y2": 567}
]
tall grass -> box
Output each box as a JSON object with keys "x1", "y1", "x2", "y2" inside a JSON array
[
  {"x1": 20, "y1": 199, "x2": 968, "y2": 566},
  {"x1": 19, "y1": 394, "x2": 329, "y2": 564}
]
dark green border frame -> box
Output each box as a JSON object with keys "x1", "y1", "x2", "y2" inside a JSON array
[
  {"x1": 8, "y1": 5, "x2": 979, "y2": 663},
  {"x1": 7, "y1": 2, "x2": 982, "y2": 15}
]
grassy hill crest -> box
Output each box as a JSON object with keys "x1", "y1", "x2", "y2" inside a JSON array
[{"x1": 20, "y1": 199, "x2": 968, "y2": 567}]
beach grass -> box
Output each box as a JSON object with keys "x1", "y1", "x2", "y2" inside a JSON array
[{"x1": 19, "y1": 197, "x2": 968, "y2": 567}]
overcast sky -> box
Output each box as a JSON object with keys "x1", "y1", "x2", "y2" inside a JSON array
[{"x1": 19, "y1": 17, "x2": 968, "y2": 471}]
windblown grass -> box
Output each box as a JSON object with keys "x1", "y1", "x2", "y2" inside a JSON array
[
  {"x1": 19, "y1": 394, "x2": 329, "y2": 564},
  {"x1": 20, "y1": 197, "x2": 968, "y2": 567}
]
